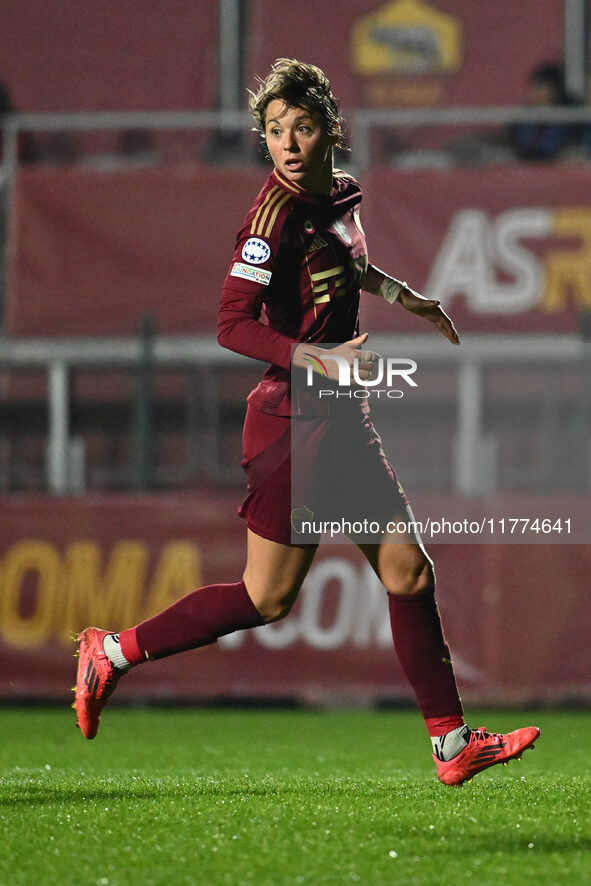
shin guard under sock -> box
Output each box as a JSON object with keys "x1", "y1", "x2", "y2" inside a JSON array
[
  {"x1": 119, "y1": 579, "x2": 265, "y2": 664},
  {"x1": 388, "y1": 591, "x2": 464, "y2": 736}
]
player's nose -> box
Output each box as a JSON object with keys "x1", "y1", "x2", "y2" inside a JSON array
[{"x1": 282, "y1": 130, "x2": 299, "y2": 151}]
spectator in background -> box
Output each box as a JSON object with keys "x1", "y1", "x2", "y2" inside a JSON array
[
  {"x1": 573, "y1": 71, "x2": 591, "y2": 159},
  {"x1": 507, "y1": 63, "x2": 575, "y2": 162},
  {"x1": 1, "y1": 79, "x2": 77, "y2": 167},
  {"x1": 0, "y1": 80, "x2": 39, "y2": 165},
  {"x1": 117, "y1": 128, "x2": 161, "y2": 167}
]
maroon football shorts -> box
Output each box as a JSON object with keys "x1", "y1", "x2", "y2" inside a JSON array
[{"x1": 238, "y1": 401, "x2": 411, "y2": 547}]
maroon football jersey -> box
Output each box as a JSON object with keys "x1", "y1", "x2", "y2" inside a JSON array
[{"x1": 218, "y1": 167, "x2": 368, "y2": 414}]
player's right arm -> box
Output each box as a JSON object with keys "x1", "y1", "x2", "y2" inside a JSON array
[
  {"x1": 217, "y1": 264, "x2": 297, "y2": 369},
  {"x1": 217, "y1": 184, "x2": 299, "y2": 368},
  {"x1": 217, "y1": 179, "x2": 380, "y2": 378}
]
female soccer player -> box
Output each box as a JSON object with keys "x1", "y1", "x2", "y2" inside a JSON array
[{"x1": 75, "y1": 59, "x2": 539, "y2": 785}]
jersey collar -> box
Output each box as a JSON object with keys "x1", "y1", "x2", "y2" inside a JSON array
[{"x1": 272, "y1": 168, "x2": 361, "y2": 210}]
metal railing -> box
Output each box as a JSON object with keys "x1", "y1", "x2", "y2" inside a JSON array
[
  {"x1": 1, "y1": 332, "x2": 589, "y2": 496},
  {"x1": 3, "y1": 103, "x2": 591, "y2": 181}
]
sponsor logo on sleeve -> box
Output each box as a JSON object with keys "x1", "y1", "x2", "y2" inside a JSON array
[
  {"x1": 230, "y1": 262, "x2": 272, "y2": 286},
  {"x1": 241, "y1": 237, "x2": 271, "y2": 264}
]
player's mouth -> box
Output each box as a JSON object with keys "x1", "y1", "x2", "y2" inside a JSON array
[{"x1": 285, "y1": 158, "x2": 304, "y2": 172}]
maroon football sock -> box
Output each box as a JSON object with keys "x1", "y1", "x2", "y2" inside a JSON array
[
  {"x1": 119, "y1": 579, "x2": 265, "y2": 664},
  {"x1": 388, "y1": 591, "x2": 464, "y2": 737}
]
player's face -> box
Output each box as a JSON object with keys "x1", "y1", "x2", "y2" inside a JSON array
[{"x1": 264, "y1": 100, "x2": 336, "y2": 195}]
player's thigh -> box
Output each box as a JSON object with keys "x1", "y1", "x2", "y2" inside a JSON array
[{"x1": 243, "y1": 528, "x2": 317, "y2": 621}]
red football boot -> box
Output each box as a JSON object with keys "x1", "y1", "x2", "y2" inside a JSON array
[
  {"x1": 74, "y1": 627, "x2": 123, "y2": 739},
  {"x1": 435, "y1": 725, "x2": 540, "y2": 786}
]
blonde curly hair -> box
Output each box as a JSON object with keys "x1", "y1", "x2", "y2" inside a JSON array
[{"x1": 248, "y1": 58, "x2": 347, "y2": 150}]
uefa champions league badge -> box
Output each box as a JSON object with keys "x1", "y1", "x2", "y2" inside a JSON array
[{"x1": 242, "y1": 237, "x2": 271, "y2": 264}]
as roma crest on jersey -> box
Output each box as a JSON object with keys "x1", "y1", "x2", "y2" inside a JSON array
[{"x1": 331, "y1": 219, "x2": 352, "y2": 244}]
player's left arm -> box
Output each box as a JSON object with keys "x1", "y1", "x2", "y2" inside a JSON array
[{"x1": 363, "y1": 263, "x2": 460, "y2": 345}]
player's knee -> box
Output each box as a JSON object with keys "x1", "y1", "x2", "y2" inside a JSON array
[
  {"x1": 383, "y1": 556, "x2": 434, "y2": 597},
  {"x1": 247, "y1": 583, "x2": 299, "y2": 623},
  {"x1": 257, "y1": 596, "x2": 295, "y2": 623}
]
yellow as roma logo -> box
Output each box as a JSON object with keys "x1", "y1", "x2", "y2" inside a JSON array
[{"x1": 352, "y1": 0, "x2": 462, "y2": 76}]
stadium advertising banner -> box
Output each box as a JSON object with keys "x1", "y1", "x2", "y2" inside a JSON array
[
  {"x1": 0, "y1": 494, "x2": 589, "y2": 705},
  {"x1": 0, "y1": 0, "x2": 562, "y2": 113},
  {"x1": 7, "y1": 163, "x2": 591, "y2": 336},
  {"x1": 0, "y1": 0, "x2": 218, "y2": 112},
  {"x1": 361, "y1": 165, "x2": 591, "y2": 335},
  {"x1": 248, "y1": 0, "x2": 562, "y2": 109}
]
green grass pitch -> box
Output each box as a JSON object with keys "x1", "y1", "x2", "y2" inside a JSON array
[{"x1": 0, "y1": 707, "x2": 589, "y2": 885}]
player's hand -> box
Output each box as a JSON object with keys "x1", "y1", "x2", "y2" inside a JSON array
[
  {"x1": 398, "y1": 288, "x2": 460, "y2": 345},
  {"x1": 292, "y1": 334, "x2": 380, "y2": 382},
  {"x1": 326, "y1": 333, "x2": 381, "y2": 381}
]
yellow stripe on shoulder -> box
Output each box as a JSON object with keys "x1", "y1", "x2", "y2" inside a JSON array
[
  {"x1": 250, "y1": 186, "x2": 280, "y2": 236},
  {"x1": 253, "y1": 187, "x2": 285, "y2": 237},
  {"x1": 263, "y1": 193, "x2": 291, "y2": 238}
]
